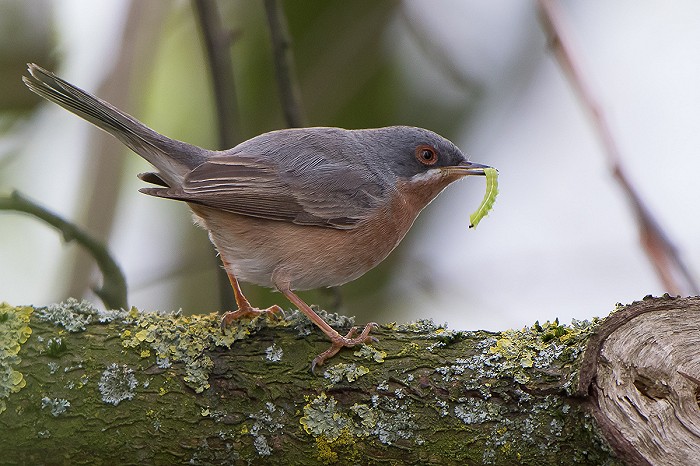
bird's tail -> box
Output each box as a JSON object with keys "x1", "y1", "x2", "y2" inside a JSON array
[{"x1": 23, "y1": 63, "x2": 208, "y2": 185}]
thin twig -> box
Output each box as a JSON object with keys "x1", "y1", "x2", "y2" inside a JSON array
[
  {"x1": 264, "y1": 0, "x2": 345, "y2": 309},
  {"x1": 538, "y1": 0, "x2": 698, "y2": 295},
  {"x1": 192, "y1": 0, "x2": 240, "y2": 309},
  {"x1": 399, "y1": 7, "x2": 476, "y2": 93},
  {"x1": 263, "y1": 0, "x2": 308, "y2": 127},
  {"x1": 0, "y1": 191, "x2": 128, "y2": 309},
  {"x1": 192, "y1": 0, "x2": 240, "y2": 148}
]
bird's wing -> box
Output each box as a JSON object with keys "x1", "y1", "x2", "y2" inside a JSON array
[{"x1": 140, "y1": 152, "x2": 388, "y2": 229}]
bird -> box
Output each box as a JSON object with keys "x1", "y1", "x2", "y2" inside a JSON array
[{"x1": 23, "y1": 63, "x2": 492, "y2": 369}]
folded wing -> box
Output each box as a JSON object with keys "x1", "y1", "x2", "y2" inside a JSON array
[{"x1": 141, "y1": 151, "x2": 388, "y2": 230}]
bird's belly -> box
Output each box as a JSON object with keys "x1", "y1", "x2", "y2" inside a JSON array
[{"x1": 190, "y1": 201, "x2": 416, "y2": 291}]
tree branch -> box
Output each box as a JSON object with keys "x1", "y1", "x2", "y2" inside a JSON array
[
  {"x1": 192, "y1": 0, "x2": 240, "y2": 149},
  {"x1": 0, "y1": 192, "x2": 127, "y2": 309},
  {"x1": 537, "y1": 0, "x2": 699, "y2": 295},
  {"x1": 4, "y1": 295, "x2": 698, "y2": 463},
  {"x1": 263, "y1": 0, "x2": 307, "y2": 127}
]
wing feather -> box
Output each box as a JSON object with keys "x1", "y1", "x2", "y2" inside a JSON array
[{"x1": 141, "y1": 146, "x2": 388, "y2": 229}]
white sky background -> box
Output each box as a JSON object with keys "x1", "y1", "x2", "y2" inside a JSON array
[
  {"x1": 3, "y1": 0, "x2": 700, "y2": 331},
  {"x1": 393, "y1": 0, "x2": 700, "y2": 329}
]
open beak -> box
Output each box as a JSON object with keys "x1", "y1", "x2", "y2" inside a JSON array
[{"x1": 443, "y1": 161, "x2": 493, "y2": 177}]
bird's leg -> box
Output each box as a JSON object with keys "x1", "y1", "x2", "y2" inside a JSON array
[
  {"x1": 278, "y1": 286, "x2": 377, "y2": 371},
  {"x1": 220, "y1": 260, "x2": 282, "y2": 331}
]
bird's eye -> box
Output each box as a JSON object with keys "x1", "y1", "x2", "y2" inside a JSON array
[{"x1": 415, "y1": 145, "x2": 438, "y2": 166}]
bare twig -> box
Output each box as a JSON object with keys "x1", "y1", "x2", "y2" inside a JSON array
[
  {"x1": 192, "y1": 0, "x2": 240, "y2": 149},
  {"x1": 263, "y1": 0, "x2": 308, "y2": 127},
  {"x1": 0, "y1": 191, "x2": 127, "y2": 309},
  {"x1": 263, "y1": 0, "x2": 346, "y2": 309},
  {"x1": 399, "y1": 7, "x2": 476, "y2": 93},
  {"x1": 538, "y1": 0, "x2": 698, "y2": 295},
  {"x1": 192, "y1": 0, "x2": 240, "y2": 309}
]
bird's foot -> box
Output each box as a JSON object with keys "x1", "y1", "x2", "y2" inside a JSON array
[
  {"x1": 311, "y1": 322, "x2": 379, "y2": 372},
  {"x1": 220, "y1": 305, "x2": 283, "y2": 332}
]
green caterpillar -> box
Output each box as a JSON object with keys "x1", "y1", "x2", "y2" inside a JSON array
[{"x1": 469, "y1": 167, "x2": 498, "y2": 229}]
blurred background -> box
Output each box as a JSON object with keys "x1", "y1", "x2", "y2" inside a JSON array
[{"x1": 1, "y1": 0, "x2": 699, "y2": 330}]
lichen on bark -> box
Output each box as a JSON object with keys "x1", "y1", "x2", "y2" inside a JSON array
[{"x1": 0, "y1": 299, "x2": 623, "y2": 465}]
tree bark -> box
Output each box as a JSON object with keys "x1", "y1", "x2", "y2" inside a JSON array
[{"x1": 1, "y1": 295, "x2": 698, "y2": 465}]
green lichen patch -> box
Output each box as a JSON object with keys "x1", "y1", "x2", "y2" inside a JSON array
[
  {"x1": 323, "y1": 363, "x2": 369, "y2": 384},
  {"x1": 487, "y1": 318, "x2": 600, "y2": 392},
  {"x1": 120, "y1": 309, "x2": 262, "y2": 393},
  {"x1": 433, "y1": 318, "x2": 600, "y2": 397},
  {"x1": 300, "y1": 393, "x2": 347, "y2": 440},
  {"x1": 300, "y1": 391, "x2": 422, "y2": 456},
  {"x1": 44, "y1": 337, "x2": 68, "y2": 358},
  {"x1": 0, "y1": 303, "x2": 33, "y2": 414},
  {"x1": 313, "y1": 429, "x2": 362, "y2": 465},
  {"x1": 389, "y1": 319, "x2": 467, "y2": 353},
  {"x1": 353, "y1": 344, "x2": 385, "y2": 363}
]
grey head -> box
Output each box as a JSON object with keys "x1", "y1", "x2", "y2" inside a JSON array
[{"x1": 347, "y1": 126, "x2": 488, "y2": 181}]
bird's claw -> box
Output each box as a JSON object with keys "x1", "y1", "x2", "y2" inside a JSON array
[
  {"x1": 220, "y1": 305, "x2": 284, "y2": 333},
  {"x1": 310, "y1": 322, "x2": 379, "y2": 373}
]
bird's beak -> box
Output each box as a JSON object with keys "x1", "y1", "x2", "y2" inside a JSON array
[{"x1": 443, "y1": 161, "x2": 492, "y2": 177}]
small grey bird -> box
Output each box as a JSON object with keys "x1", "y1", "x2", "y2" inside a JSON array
[{"x1": 23, "y1": 63, "x2": 491, "y2": 368}]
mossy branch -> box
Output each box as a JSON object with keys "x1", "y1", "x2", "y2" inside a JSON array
[
  {"x1": 0, "y1": 190, "x2": 127, "y2": 309},
  {"x1": 3, "y1": 296, "x2": 697, "y2": 464}
]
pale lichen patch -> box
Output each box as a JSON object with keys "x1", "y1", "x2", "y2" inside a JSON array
[
  {"x1": 395, "y1": 319, "x2": 443, "y2": 333},
  {"x1": 454, "y1": 397, "x2": 503, "y2": 425},
  {"x1": 472, "y1": 395, "x2": 582, "y2": 463},
  {"x1": 285, "y1": 307, "x2": 355, "y2": 337},
  {"x1": 264, "y1": 343, "x2": 283, "y2": 362},
  {"x1": 35, "y1": 298, "x2": 96, "y2": 332},
  {"x1": 370, "y1": 392, "x2": 420, "y2": 445},
  {"x1": 435, "y1": 399, "x2": 450, "y2": 417},
  {"x1": 95, "y1": 307, "x2": 129, "y2": 323},
  {"x1": 249, "y1": 402, "x2": 285, "y2": 456},
  {"x1": 98, "y1": 363, "x2": 138, "y2": 405},
  {"x1": 41, "y1": 396, "x2": 70, "y2": 417}
]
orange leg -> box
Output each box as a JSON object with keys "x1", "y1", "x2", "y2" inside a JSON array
[
  {"x1": 220, "y1": 261, "x2": 282, "y2": 331},
  {"x1": 278, "y1": 286, "x2": 377, "y2": 371}
]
